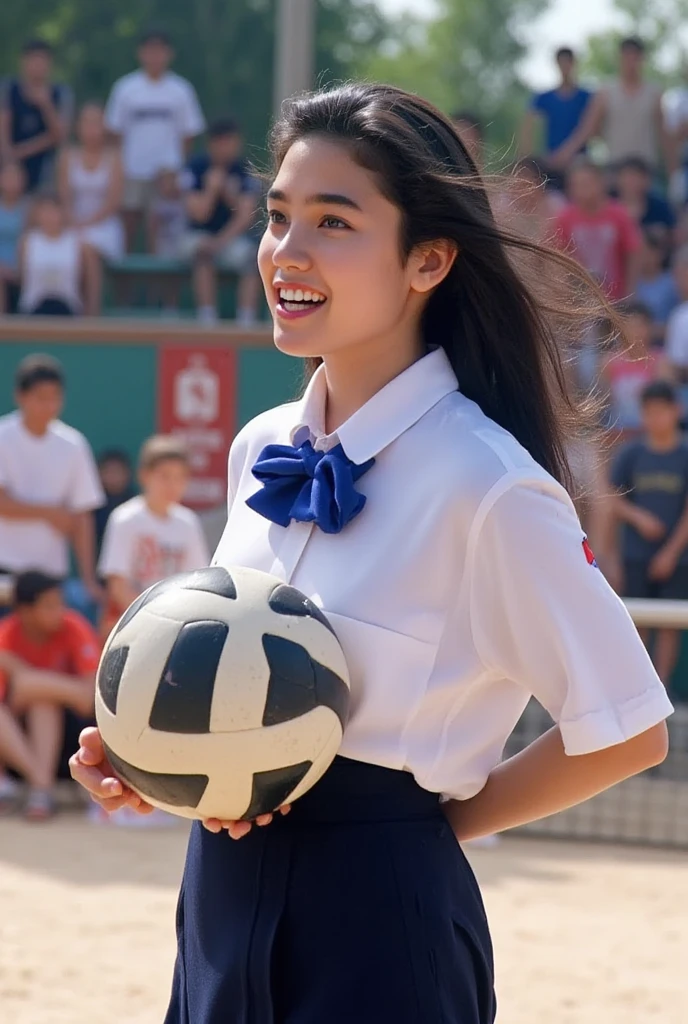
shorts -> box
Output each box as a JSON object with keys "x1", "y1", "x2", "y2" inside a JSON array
[
  {"x1": 623, "y1": 561, "x2": 688, "y2": 602},
  {"x1": 122, "y1": 178, "x2": 157, "y2": 213},
  {"x1": 177, "y1": 231, "x2": 258, "y2": 274}
]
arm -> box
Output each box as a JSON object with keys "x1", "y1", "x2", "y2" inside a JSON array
[
  {"x1": 57, "y1": 149, "x2": 71, "y2": 216},
  {"x1": 185, "y1": 168, "x2": 224, "y2": 223},
  {"x1": 0, "y1": 88, "x2": 12, "y2": 161},
  {"x1": 519, "y1": 108, "x2": 539, "y2": 157},
  {"x1": 80, "y1": 242, "x2": 101, "y2": 316},
  {"x1": 106, "y1": 574, "x2": 138, "y2": 613},
  {"x1": 0, "y1": 486, "x2": 71, "y2": 533},
  {"x1": 11, "y1": 87, "x2": 70, "y2": 160},
  {"x1": 445, "y1": 722, "x2": 667, "y2": 841},
  {"x1": 658, "y1": 92, "x2": 676, "y2": 175},
  {"x1": 549, "y1": 91, "x2": 606, "y2": 168},
  {"x1": 207, "y1": 190, "x2": 257, "y2": 246},
  {"x1": 71, "y1": 510, "x2": 99, "y2": 593}
]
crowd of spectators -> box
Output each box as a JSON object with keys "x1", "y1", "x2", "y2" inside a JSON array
[{"x1": 0, "y1": 31, "x2": 262, "y2": 324}]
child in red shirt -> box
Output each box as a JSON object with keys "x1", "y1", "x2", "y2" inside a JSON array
[
  {"x1": 0, "y1": 570, "x2": 100, "y2": 820},
  {"x1": 556, "y1": 158, "x2": 641, "y2": 302}
]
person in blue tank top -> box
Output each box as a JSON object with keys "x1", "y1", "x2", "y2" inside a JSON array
[
  {"x1": 520, "y1": 47, "x2": 592, "y2": 170},
  {"x1": 0, "y1": 39, "x2": 73, "y2": 193}
]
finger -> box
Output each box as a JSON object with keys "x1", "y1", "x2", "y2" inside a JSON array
[
  {"x1": 279, "y1": 804, "x2": 292, "y2": 816},
  {"x1": 255, "y1": 814, "x2": 273, "y2": 826},
  {"x1": 69, "y1": 754, "x2": 123, "y2": 798},
  {"x1": 202, "y1": 818, "x2": 223, "y2": 833},
  {"x1": 226, "y1": 820, "x2": 253, "y2": 840},
  {"x1": 90, "y1": 792, "x2": 131, "y2": 813},
  {"x1": 78, "y1": 727, "x2": 105, "y2": 759}
]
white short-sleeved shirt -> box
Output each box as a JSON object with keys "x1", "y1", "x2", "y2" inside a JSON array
[
  {"x1": 99, "y1": 495, "x2": 209, "y2": 594},
  {"x1": 212, "y1": 348, "x2": 673, "y2": 800},
  {"x1": 0, "y1": 412, "x2": 104, "y2": 576},
  {"x1": 105, "y1": 71, "x2": 205, "y2": 181},
  {"x1": 665, "y1": 301, "x2": 688, "y2": 368}
]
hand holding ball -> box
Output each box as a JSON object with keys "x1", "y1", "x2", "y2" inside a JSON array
[{"x1": 94, "y1": 566, "x2": 350, "y2": 821}]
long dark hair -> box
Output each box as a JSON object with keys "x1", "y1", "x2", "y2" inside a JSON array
[{"x1": 269, "y1": 83, "x2": 609, "y2": 491}]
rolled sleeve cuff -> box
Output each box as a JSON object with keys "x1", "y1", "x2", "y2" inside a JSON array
[{"x1": 559, "y1": 685, "x2": 675, "y2": 756}]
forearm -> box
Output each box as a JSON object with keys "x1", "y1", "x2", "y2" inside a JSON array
[
  {"x1": 445, "y1": 723, "x2": 667, "y2": 841},
  {"x1": 0, "y1": 493, "x2": 54, "y2": 522},
  {"x1": 72, "y1": 512, "x2": 97, "y2": 583},
  {"x1": 662, "y1": 509, "x2": 688, "y2": 557},
  {"x1": 12, "y1": 132, "x2": 54, "y2": 159},
  {"x1": 614, "y1": 495, "x2": 640, "y2": 526},
  {"x1": 108, "y1": 575, "x2": 138, "y2": 612}
]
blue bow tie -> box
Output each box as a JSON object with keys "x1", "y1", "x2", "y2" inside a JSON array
[{"x1": 245, "y1": 440, "x2": 375, "y2": 534}]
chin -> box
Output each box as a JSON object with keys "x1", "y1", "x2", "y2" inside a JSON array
[{"x1": 272, "y1": 326, "x2": 326, "y2": 360}]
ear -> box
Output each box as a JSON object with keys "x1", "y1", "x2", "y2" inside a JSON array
[{"x1": 408, "y1": 240, "x2": 458, "y2": 295}]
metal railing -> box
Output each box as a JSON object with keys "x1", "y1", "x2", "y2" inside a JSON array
[{"x1": 507, "y1": 598, "x2": 688, "y2": 850}]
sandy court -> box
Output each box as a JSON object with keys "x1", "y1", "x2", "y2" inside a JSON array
[{"x1": 0, "y1": 816, "x2": 686, "y2": 1023}]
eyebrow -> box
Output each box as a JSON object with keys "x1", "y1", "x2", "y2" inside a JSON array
[{"x1": 267, "y1": 188, "x2": 362, "y2": 211}]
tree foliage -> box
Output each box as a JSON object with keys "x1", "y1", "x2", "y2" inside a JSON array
[{"x1": 582, "y1": 0, "x2": 688, "y2": 83}]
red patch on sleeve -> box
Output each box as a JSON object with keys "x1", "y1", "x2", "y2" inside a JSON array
[{"x1": 582, "y1": 538, "x2": 598, "y2": 567}]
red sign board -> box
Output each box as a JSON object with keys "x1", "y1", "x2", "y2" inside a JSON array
[{"x1": 157, "y1": 346, "x2": 237, "y2": 510}]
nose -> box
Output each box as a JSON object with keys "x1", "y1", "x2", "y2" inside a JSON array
[{"x1": 271, "y1": 224, "x2": 312, "y2": 273}]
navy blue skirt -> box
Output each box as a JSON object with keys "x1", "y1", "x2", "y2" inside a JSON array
[{"x1": 165, "y1": 757, "x2": 495, "y2": 1024}]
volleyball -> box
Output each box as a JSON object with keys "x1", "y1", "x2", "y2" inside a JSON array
[{"x1": 94, "y1": 566, "x2": 350, "y2": 821}]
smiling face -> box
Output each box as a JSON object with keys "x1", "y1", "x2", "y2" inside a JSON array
[{"x1": 258, "y1": 135, "x2": 452, "y2": 366}]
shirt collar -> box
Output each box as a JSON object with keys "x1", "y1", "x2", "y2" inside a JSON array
[{"x1": 289, "y1": 347, "x2": 459, "y2": 465}]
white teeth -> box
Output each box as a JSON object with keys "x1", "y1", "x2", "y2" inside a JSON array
[
  {"x1": 278, "y1": 286, "x2": 326, "y2": 303},
  {"x1": 303, "y1": 290, "x2": 312, "y2": 302},
  {"x1": 294, "y1": 289, "x2": 304, "y2": 302}
]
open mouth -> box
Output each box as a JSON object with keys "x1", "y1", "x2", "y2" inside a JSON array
[{"x1": 275, "y1": 286, "x2": 327, "y2": 317}]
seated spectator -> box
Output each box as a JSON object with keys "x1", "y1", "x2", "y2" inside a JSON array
[
  {"x1": 601, "y1": 301, "x2": 668, "y2": 442},
  {"x1": 18, "y1": 194, "x2": 100, "y2": 316},
  {"x1": 498, "y1": 157, "x2": 564, "y2": 243},
  {"x1": 105, "y1": 29, "x2": 205, "y2": 252},
  {"x1": 149, "y1": 168, "x2": 186, "y2": 257},
  {"x1": 94, "y1": 448, "x2": 135, "y2": 558},
  {"x1": 0, "y1": 39, "x2": 73, "y2": 193},
  {"x1": 450, "y1": 110, "x2": 484, "y2": 169},
  {"x1": 519, "y1": 47, "x2": 592, "y2": 181},
  {"x1": 555, "y1": 158, "x2": 641, "y2": 302},
  {"x1": 0, "y1": 571, "x2": 99, "y2": 821},
  {"x1": 0, "y1": 161, "x2": 28, "y2": 314},
  {"x1": 609, "y1": 381, "x2": 688, "y2": 688},
  {"x1": 614, "y1": 157, "x2": 675, "y2": 236},
  {"x1": 57, "y1": 102, "x2": 124, "y2": 263},
  {"x1": 635, "y1": 227, "x2": 679, "y2": 344},
  {"x1": 180, "y1": 117, "x2": 261, "y2": 325}
]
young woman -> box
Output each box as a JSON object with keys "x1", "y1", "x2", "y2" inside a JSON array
[
  {"x1": 70, "y1": 84, "x2": 672, "y2": 1024},
  {"x1": 57, "y1": 102, "x2": 125, "y2": 262}
]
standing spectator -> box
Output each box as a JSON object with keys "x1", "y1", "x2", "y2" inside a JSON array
[
  {"x1": 18, "y1": 194, "x2": 100, "y2": 316},
  {"x1": 498, "y1": 157, "x2": 564, "y2": 244},
  {"x1": 98, "y1": 435, "x2": 208, "y2": 636},
  {"x1": 93, "y1": 449, "x2": 135, "y2": 558},
  {"x1": 664, "y1": 246, "x2": 688, "y2": 412},
  {"x1": 615, "y1": 157, "x2": 675, "y2": 236},
  {"x1": 0, "y1": 571, "x2": 98, "y2": 821},
  {"x1": 105, "y1": 29, "x2": 205, "y2": 252},
  {"x1": 635, "y1": 227, "x2": 679, "y2": 344},
  {"x1": 520, "y1": 48, "x2": 592, "y2": 175},
  {"x1": 149, "y1": 169, "x2": 187, "y2": 257},
  {"x1": 179, "y1": 117, "x2": 261, "y2": 325},
  {"x1": 551, "y1": 38, "x2": 669, "y2": 174},
  {"x1": 450, "y1": 111, "x2": 484, "y2": 169},
  {"x1": 610, "y1": 381, "x2": 688, "y2": 687},
  {"x1": 0, "y1": 161, "x2": 28, "y2": 314},
  {"x1": 601, "y1": 301, "x2": 668, "y2": 442},
  {"x1": 0, "y1": 39, "x2": 73, "y2": 193},
  {"x1": 555, "y1": 158, "x2": 641, "y2": 302},
  {"x1": 58, "y1": 102, "x2": 125, "y2": 263},
  {"x1": 0, "y1": 355, "x2": 104, "y2": 605}
]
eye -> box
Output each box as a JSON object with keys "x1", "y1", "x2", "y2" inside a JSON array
[
  {"x1": 267, "y1": 208, "x2": 287, "y2": 224},
  {"x1": 321, "y1": 215, "x2": 349, "y2": 229}
]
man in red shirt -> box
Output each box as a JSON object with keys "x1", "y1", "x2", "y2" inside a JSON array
[
  {"x1": 0, "y1": 571, "x2": 100, "y2": 820},
  {"x1": 555, "y1": 158, "x2": 641, "y2": 302}
]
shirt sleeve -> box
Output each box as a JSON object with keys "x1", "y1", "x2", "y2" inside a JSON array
[
  {"x1": 666, "y1": 308, "x2": 688, "y2": 367},
  {"x1": 470, "y1": 477, "x2": 673, "y2": 755},
  {"x1": 67, "y1": 615, "x2": 101, "y2": 676},
  {"x1": 184, "y1": 515, "x2": 210, "y2": 571},
  {"x1": 179, "y1": 83, "x2": 206, "y2": 137},
  {"x1": 68, "y1": 440, "x2": 105, "y2": 513},
  {"x1": 104, "y1": 80, "x2": 126, "y2": 134},
  {"x1": 530, "y1": 92, "x2": 546, "y2": 113},
  {"x1": 56, "y1": 83, "x2": 74, "y2": 128},
  {"x1": 98, "y1": 516, "x2": 133, "y2": 580}
]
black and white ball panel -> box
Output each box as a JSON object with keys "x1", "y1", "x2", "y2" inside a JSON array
[{"x1": 95, "y1": 565, "x2": 350, "y2": 820}]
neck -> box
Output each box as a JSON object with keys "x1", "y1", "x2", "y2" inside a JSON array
[
  {"x1": 579, "y1": 198, "x2": 604, "y2": 215},
  {"x1": 145, "y1": 496, "x2": 171, "y2": 518},
  {"x1": 21, "y1": 415, "x2": 49, "y2": 437},
  {"x1": 20, "y1": 619, "x2": 48, "y2": 645},
  {"x1": 648, "y1": 431, "x2": 679, "y2": 452},
  {"x1": 322, "y1": 329, "x2": 423, "y2": 435},
  {"x1": 622, "y1": 72, "x2": 641, "y2": 87},
  {"x1": 145, "y1": 69, "x2": 164, "y2": 81},
  {"x1": 560, "y1": 77, "x2": 575, "y2": 90}
]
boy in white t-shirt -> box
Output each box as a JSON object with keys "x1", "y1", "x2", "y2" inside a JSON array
[
  {"x1": 99, "y1": 434, "x2": 209, "y2": 634},
  {"x1": 95, "y1": 434, "x2": 208, "y2": 828}
]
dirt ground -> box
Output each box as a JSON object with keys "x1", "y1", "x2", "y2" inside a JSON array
[{"x1": 0, "y1": 815, "x2": 686, "y2": 1023}]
